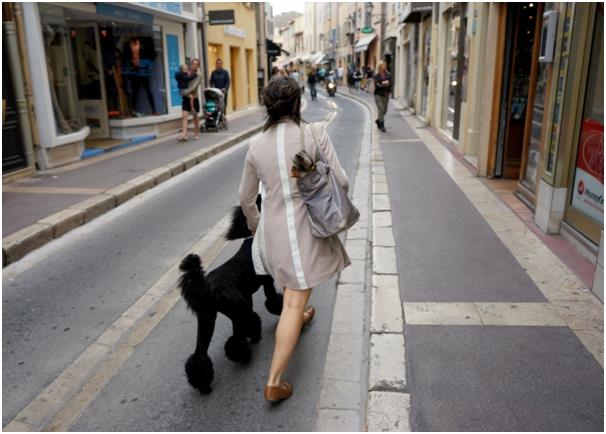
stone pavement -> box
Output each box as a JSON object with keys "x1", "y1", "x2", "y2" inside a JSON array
[
  {"x1": 347, "y1": 91, "x2": 603, "y2": 431},
  {"x1": 2, "y1": 108, "x2": 264, "y2": 266}
]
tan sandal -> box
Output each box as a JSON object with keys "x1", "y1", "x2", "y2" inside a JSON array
[
  {"x1": 264, "y1": 379, "x2": 293, "y2": 402},
  {"x1": 302, "y1": 305, "x2": 316, "y2": 328}
]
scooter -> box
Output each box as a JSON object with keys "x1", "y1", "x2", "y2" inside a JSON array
[{"x1": 326, "y1": 78, "x2": 337, "y2": 97}]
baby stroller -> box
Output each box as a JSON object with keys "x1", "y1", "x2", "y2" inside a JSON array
[{"x1": 201, "y1": 88, "x2": 227, "y2": 132}]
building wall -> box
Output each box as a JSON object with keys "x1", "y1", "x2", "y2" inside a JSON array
[{"x1": 205, "y1": 2, "x2": 258, "y2": 112}]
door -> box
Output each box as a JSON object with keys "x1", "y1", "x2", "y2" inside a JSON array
[
  {"x1": 495, "y1": 3, "x2": 538, "y2": 178},
  {"x1": 70, "y1": 23, "x2": 109, "y2": 138},
  {"x1": 2, "y1": 35, "x2": 27, "y2": 172}
]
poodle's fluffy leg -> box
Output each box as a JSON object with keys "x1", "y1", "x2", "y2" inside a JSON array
[
  {"x1": 221, "y1": 303, "x2": 255, "y2": 363},
  {"x1": 186, "y1": 307, "x2": 218, "y2": 393},
  {"x1": 261, "y1": 277, "x2": 283, "y2": 315}
]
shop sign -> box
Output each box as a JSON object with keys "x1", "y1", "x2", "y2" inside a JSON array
[
  {"x1": 96, "y1": 3, "x2": 153, "y2": 25},
  {"x1": 224, "y1": 26, "x2": 246, "y2": 38},
  {"x1": 166, "y1": 34, "x2": 181, "y2": 108},
  {"x1": 209, "y1": 9, "x2": 235, "y2": 25},
  {"x1": 139, "y1": 2, "x2": 182, "y2": 15},
  {"x1": 571, "y1": 119, "x2": 604, "y2": 223}
]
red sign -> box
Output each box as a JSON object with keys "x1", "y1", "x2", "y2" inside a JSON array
[{"x1": 577, "y1": 118, "x2": 604, "y2": 184}]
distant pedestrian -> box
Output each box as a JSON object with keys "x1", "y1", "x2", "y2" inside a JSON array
[
  {"x1": 353, "y1": 68, "x2": 363, "y2": 93},
  {"x1": 210, "y1": 58, "x2": 231, "y2": 113},
  {"x1": 307, "y1": 67, "x2": 318, "y2": 101},
  {"x1": 177, "y1": 59, "x2": 202, "y2": 141},
  {"x1": 365, "y1": 65, "x2": 374, "y2": 93},
  {"x1": 337, "y1": 63, "x2": 344, "y2": 85},
  {"x1": 374, "y1": 61, "x2": 392, "y2": 132}
]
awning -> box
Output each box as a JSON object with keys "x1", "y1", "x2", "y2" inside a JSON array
[
  {"x1": 354, "y1": 34, "x2": 377, "y2": 53},
  {"x1": 310, "y1": 52, "x2": 327, "y2": 65},
  {"x1": 400, "y1": 2, "x2": 432, "y2": 23},
  {"x1": 300, "y1": 53, "x2": 311, "y2": 62}
]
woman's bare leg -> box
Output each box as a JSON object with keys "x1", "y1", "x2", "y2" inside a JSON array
[
  {"x1": 180, "y1": 110, "x2": 189, "y2": 139},
  {"x1": 266, "y1": 287, "x2": 312, "y2": 386}
]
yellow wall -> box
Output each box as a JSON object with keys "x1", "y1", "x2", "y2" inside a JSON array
[{"x1": 205, "y1": 2, "x2": 258, "y2": 112}]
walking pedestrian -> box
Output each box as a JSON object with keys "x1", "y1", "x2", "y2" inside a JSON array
[
  {"x1": 210, "y1": 58, "x2": 230, "y2": 113},
  {"x1": 374, "y1": 61, "x2": 392, "y2": 132},
  {"x1": 353, "y1": 68, "x2": 363, "y2": 93},
  {"x1": 238, "y1": 75, "x2": 350, "y2": 402},
  {"x1": 365, "y1": 65, "x2": 374, "y2": 93},
  {"x1": 337, "y1": 62, "x2": 344, "y2": 85},
  {"x1": 307, "y1": 67, "x2": 318, "y2": 101},
  {"x1": 178, "y1": 59, "x2": 202, "y2": 141}
]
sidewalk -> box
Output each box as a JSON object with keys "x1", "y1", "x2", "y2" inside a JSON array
[
  {"x1": 2, "y1": 107, "x2": 264, "y2": 265},
  {"x1": 350, "y1": 92, "x2": 603, "y2": 431}
]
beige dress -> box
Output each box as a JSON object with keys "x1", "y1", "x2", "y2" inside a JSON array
[{"x1": 238, "y1": 119, "x2": 351, "y2": 290}]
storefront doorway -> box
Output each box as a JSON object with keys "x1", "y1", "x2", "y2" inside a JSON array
[
  {"x1": 2, "y1": 35, "x2": 27, "y2": 173},
  {"x1": 494, "y1": 3, "x2": 540, "y2": 179},
  {"x1": 230, "y1": 46, "x2": 240, "y2": 111},
  {"x1": 71, "y1": 23, "x2": 109, "y2": 138},
  {"x1": 441, "y1": 3, "x2": 467, "y2": 140}
]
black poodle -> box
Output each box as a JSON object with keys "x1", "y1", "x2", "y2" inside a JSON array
[{"x1": 178, "y1": 197, "x2": 283, "y2": 394}]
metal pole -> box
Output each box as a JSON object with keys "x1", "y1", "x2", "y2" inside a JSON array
[
  {"x1": 200, "y1": 3, "x2": 209, "y2": 88},
  {"x1": 3, "y1": 8, "x2": 36, "y2": 169}
]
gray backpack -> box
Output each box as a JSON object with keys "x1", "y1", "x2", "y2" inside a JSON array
[{"x1": 292, "y1": 122, "x2": 360, "y2": 238}]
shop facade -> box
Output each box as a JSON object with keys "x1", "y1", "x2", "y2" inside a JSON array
[
  {"x1": 205, "y1": 3, "x2": 259, "y2": 114},
  {"x1": 22, "y1": 2, "x2": 202, "y2": 169}
]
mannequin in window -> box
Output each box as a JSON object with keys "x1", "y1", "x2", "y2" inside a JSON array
[{"x1": 122, "y1": 36, "x2": 159, "y2": 116}]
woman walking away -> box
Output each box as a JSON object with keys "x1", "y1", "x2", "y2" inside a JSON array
[
  {"x1": 374, "y1": 61, "x2": 392, "y2": 132},
  {"x1": 178, "y1": 59, "x2": 203, "y2": 141},
  {"x1": 238, "y1": 76, "x2": 351, "y2": 402}
]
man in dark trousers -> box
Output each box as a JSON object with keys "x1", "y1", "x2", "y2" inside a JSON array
[{"x1": 209, "y1": 58, "x2": 231, "y2": 113}]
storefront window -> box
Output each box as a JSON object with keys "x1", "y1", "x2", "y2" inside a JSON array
[
  {"x1": 421, "y1": 17, "x2": 432, "y2": 117},
  {"x1": 442, "y1": 7, "x2": 460, "y2": 133},
  {"x1": 523, "y1": 61, "x2": 547, "y2": 191},
  {"x1": 570, "y1": 6, "x2": 604, "y2": 224},
  {"x1": 100, "y1": 24, "x2": 166, "y2": 118},
  {"x1": 39, "y1": 4, "x2": 83, "y2": 135}
]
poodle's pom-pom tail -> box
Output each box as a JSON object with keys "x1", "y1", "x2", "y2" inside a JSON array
[
  {"x1": 178, "y1": 254, "x2": 208, "y2": 314},
  {"x1": 180, "y1": 253, "x2": 202, "y2": 273}
]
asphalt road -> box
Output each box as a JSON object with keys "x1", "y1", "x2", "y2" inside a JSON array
[{"x1": 2, "y1": 89, "x2": 366, "y2": 431}]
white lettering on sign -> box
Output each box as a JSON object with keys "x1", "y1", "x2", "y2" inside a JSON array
[{"x1": 224, "y1": 26, "x2": 246, "y2": 38}]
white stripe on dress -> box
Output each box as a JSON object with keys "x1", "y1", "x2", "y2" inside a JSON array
[{"x1": 276, "y1": 123, "x2": 308, "y2": 289}]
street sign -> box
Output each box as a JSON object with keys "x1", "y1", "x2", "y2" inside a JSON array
[
  {"x1": 361, "y1": 25, "x2": 374, "y2": 34},
  {"x1": 208, "y1": 9, "x2": 235, "y2": 25}
]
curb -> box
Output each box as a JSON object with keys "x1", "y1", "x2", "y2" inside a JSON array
[
  {"x1": 340, "y1": 92, "x2": 411, "y2": 432},
  {"x1": 2, "y1": 124, "x2": 264, "y2": 268}
]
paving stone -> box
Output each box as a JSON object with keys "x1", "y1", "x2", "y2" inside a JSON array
[
  {"x1": 346, "y1": 226, "x2": 368, "y2": 240},
  {"x1": 372, "y1": 194, "x2": 391, "y2": 211},
  {"x1": 166, "y1": 160, "x2": 185, "y2": 176},
  {"x1": 323, "y1": 333, "x2": 364, "y2": 382},
  {"x1": 337, "y1": 283, "x2": 365, "y2": 293},
  {"x1": 69, "y1": 194, "x2": 116, "y2": 223},
  {"x1": 373, "y1": 174, "x2": 387, "y2": 184},
  {"x1": 372, "y1": 274, "x2": 399, "y2": 292},
  {"x1": 367, "y1": 391, "x2": 410, "y2": 432},
  {"x1": 3, "y1": 223, "x2": 54, "y2": 265},
  {"x1": 371, "y1": 285, "x2": 403, "y2": 333},
  {"x1": 316, "y1": 409, "x2": 360, "y2": 432},
  {"x1": 373, "y1": 211, "x2": 392, "y2": 227},
  {"x1": 574, "y1": 330, "x2": 604, "y2": 368},
  {"x1": 373, "y1": 247, "x2": 397, "y2": 275},
  {"x1": 373, "y1": 226, "x2": 395, "y2": 247},
  {"x1": 38, "y1": 208, "x2": 85, "y2": 238},
  {"x1": 318, "y1": 378, "x2": 362, "y2": 410},
  {"x1": 403, "y1": 302, "x2": 482, "y2": 325},
  {"x1": 148, "y1": 167, "x2": 171, "y2": 184},
  {"x1": 339, "y1": 260, "x2": 366, "y2": 284},
  {"x1": 105, "y1": 183, "x2": 137, "y2": 205},
  {"x1": 126, "y1": 174, "x2": 155, "y2": 195},
  {"x1": 372, "y1": 166, "x2": 386, "y2": 175},
  {"x1": 552, "y1": 301, "x2": 604, "y2": 331},
  {"x1": 475, "y1": 303, "x2": 565, "y2": 326},
  {"x1": 373, "y1": 182, "x2": 389, "y2": 194},
  {"x1": 179, "y1": 155, "x2": 197, "y2": 170},
  {"x1": 369, "y1": 334, "x2": 406, "y2": 391},
  {"x1": 331, "y1": 290, "x2": 365, "y2": 335},
  {"x1": 345, "y1": 239, "x2": 367, "y2": 261}
]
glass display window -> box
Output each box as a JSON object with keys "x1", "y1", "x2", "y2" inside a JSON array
[{"x1": 99, "y1": 23, "x2": 167, "y2": 118}]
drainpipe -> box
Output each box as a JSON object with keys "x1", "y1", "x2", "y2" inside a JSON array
[
  {"x1": 3, "y1": 4, "x2": 36, "y2": 169},
  {"x1": 13, "y1": 3, "x2": 40, "y2": 150}
]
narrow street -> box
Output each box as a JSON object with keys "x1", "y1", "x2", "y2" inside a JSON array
[{"x1": 3, "y1": 91, "x2": 367, "y2": 431}]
